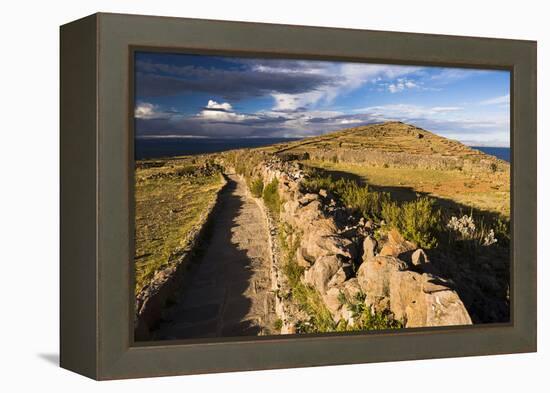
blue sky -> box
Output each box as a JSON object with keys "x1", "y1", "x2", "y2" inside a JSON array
[{"x1": 135, "y1": 52, "x2": 510, "y2": 147}]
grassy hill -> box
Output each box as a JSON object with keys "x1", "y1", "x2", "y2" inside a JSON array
[
  {"x1": 252, "y1": 121, "x2": 510, "y2": 217},
  {"x1": 270, "y1": 121, "x2": 506, "y2": 168}
]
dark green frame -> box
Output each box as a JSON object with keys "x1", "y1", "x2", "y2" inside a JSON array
[{"x1": 60, "y1": 12, "x2": 537, "y2": 380}]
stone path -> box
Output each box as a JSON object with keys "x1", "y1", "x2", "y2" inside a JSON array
[{"x1": 153, "y1": 174, "x2": 276, "y2": 339}]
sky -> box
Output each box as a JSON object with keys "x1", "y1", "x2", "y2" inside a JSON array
[{"x1": 134, "y1": 52, "x2": 510, "y2": 147}]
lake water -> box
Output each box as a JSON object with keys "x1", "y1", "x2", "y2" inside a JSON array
[
  {"x1": 472, "y1": 146, "x2": 510, "y2": 162},
  {"x1": 135, "y1": 137, "x2": 511, "y2": 163},
  {"x1": 135, "y1": 137, "x2": 300, "y2": 160}
]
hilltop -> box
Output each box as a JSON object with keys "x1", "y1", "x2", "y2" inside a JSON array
[
  {"x1": 258, "y1": 121, "x2": 508, "y2": 174},
  {"x1": 245, "y1": 122, "x2": 510, "y2": 217}
]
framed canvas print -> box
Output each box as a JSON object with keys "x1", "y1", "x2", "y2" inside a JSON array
[{"x1": 60, "y1": 13, "x2": 537, "y2": 380}]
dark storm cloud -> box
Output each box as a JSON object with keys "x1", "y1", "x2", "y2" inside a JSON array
[
  {"x1": 135, "y1": 116, "x2": 289, "y2": 139},
  {"x1": 135, "y1": 61, "x2": 340, "y2": 99}
]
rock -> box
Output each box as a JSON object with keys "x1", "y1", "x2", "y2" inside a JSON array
[
  {"x1": 319, "y1": 189, "x2": 328, "y2": 198},
  {"x1": 298, "y1": 200, "x2": 324, "y2": 222},
  {"x1": 327, "y1": 266, "x2": 349, "y2": 288},
  {"x1": 411, "y1": 249, "x2": 429, "y2": 266},
  {"x1": 301, "y1": 230, "x2": 356, "y2": 262},
  {"x1": 362, "y1": 235, "x2": 377, "y2": 261},
  {"x1": 303, "y1": 255, "x2": 342, "y2": 293},
  {"x1": 296, "y1": 248, "x2": 314, "y2": 268},
  {"x1": 357, "y1": 256, "x2": 409, "y2": 308},
  {"x1": 298, "y1": 193, "x2": 319, "y2": 206},
  {"x1": 421, "y1": 274, "x2": 453, "y2": 294},
  {"x1": 342, "y1": 278, "x2": 362, "y2": 300},
  {"x1": 379, "y1": 229, "x2": 416, "y2": 258},
  {"x1": 323, "y1": 287, "x2": 344, "y2": 317},
  {"x1": 357, "y1": 255, "x2": 472, "y2": 328},
  {"x1": 425, "y1": 290, "x2": 472, "y2": 327}
]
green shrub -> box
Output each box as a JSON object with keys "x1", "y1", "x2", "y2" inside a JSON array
[
  {"x1": 400, "y1": 197, "x2": 441, "y2": 249},
  {"x1": 249, "y1": 177, "x2": 264, "y2": 198},
  {"x1": 301, "y1": 173, "x2": 335, "y2": 193},
  {"x1": 263, "y1": 178, "x2": 281, "y2": 216},
  {"x1": 382, "y1": 197, "x2": 440, "y2": 249},
  {"x1": 381, "y1": 200, "x2": 401, "y2": 228},
  {"x1": 302, "y1": 173, "x2": 389, "y2": 221},
  {"x1": 339, "y1": 182, "x2": 389, "y2": 221}
]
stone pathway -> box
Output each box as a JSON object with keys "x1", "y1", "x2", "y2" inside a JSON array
[{"x1": 153, "y1": 174, "x2": 276, "y2": 339}]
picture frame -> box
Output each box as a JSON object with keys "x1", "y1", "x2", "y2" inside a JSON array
[{"x1": 60, "y1": 12, "x2": 537, "y2": 380}]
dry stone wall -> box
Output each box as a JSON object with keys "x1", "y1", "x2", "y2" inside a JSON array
[{"x1": 254, "y1": 158, "x2": 472, "y2": 329}]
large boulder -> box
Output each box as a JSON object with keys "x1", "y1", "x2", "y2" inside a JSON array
[
  {"x1": 357, "y1": 255, "x2": 472, "y2": 327},
  {"x1": 357, "y1": 256, "x2": 409, "y2": 310},
  {"x1": 301, "y1": 230, "x2": 356, "y2": 262},
  {"x1": 303, "y1": 255, "x2": 342, "y2": 293}
]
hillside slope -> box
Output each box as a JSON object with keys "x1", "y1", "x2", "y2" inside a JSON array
[{"x1": 264, "y1": 121, "x2": 508, "y2": 174}]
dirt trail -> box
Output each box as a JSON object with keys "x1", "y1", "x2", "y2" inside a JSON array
[{"x1": 153, "y1": 173, "x2": 276, "y2": 339}]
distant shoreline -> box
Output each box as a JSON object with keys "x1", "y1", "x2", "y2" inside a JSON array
[
  {"x1": 135, "y1": 137, "x2": 301, "y2": 160},
  {"x1": 135, "y1": 136, "x2": 510, "y2": 163}
]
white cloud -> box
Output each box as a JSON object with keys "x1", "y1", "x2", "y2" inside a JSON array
[
  {"x1": 480, "y1": 94, "x2": 510, "y2": 105},
  {"x1": 356, "y1": 104, "x2": 463, "y2": 118},
  {"x1": 388, "y1": 78, "x2": 418, "y2": 93},
  {"x1": 339, "y1": 119, "x2": 363, "y2": 125},
  {"x1": 135, "y1": 103, "x2": 158, "y2": 119},
  {"x1": 134, "y1": 102, "x2": 180, "y2": 120},
  {"x1": 272, "y1": 63, "x2": 423, "y2": 110},
  {"x1": 198, "y1": 100, "x2": 257, "y2": 122},
  {"x1": 430, "y1": 68, "x2": 487, "y2": 83},
  {"x1": 206, "y1": 100, "x2": 233, "y2": 111}
]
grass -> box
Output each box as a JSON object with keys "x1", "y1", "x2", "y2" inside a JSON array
[
  {"x1": 249, "y1": 177, "x2": 264, "y2": 198},
  {"x1": 263, "y1": 178, "x2": 281, "y2": 216},
  {"x1": 303, "y1": 167, "x2": 441, "y2": 248},
  {"x1": 308, "y1": 161, "x2": 510, "y2": 217},
  {"x1": 301, "y1": 171, "x2": 390, "y2": 221},
  {"x1": 134, "y1": 158, "x2": 224, "y2": 294},
  {"x1": 303, "y1": 161, "x2": 510, "y2": 251}
]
